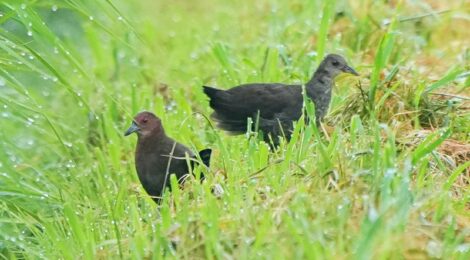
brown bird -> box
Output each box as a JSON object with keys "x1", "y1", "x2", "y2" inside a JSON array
[
  {"x1": 125, "y1": 111, "x2": 211, "y2": 204},
  {"x1": 203, "y1": 54, "x2": 359, "y2": 146}
]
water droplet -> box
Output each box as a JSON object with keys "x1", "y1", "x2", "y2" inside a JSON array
[
  {"x1": 51, "y1": 5, "x2": 58, "y2": 12},
  {"x1": 26, "y1": 117, "x2": 35, "y2": 125},
  {"x1": 368, "y1": 206, "x2": 378, "y2": 221},
  {"x1": 117, "y1": 16, "x2": 123, "y2": 21},
  {"x1": 9, "y1": 155, "x2": 17, "y2": 163},
  {"x1": 427, "y1": 241, "x2": 443, "y2": 258},
  {"x1": 27, "y1": 31, "x2": 33, "y2": 37},
  {"x1": 28, "y1": 55, "x2": 34, "y2": 60},
  {"x1": 89, "y1": 16, "x2": 94, "y2": 21},
  {"x1": 456, "y1": 243, "x2": 470, "y2": 253},
  {"x1": 20, "y1": 4, "x2": 26, "y2": 9}
]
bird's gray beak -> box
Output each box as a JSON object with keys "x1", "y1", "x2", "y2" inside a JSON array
[
  {"x1": 343, "y1": 65, "x2": 359, "y2": 76},
  {"x1": 124, "y1": 121, "x2": 140, "y2": 136}
]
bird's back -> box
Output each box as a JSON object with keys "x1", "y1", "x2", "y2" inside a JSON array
[{"x1": 203, "y1": 83, "x2": 303, "y2": 137}]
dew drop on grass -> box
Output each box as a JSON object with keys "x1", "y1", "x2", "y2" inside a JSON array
[
  {"x1": 20, "y1": 4, "x2": 26, "y2": 9},
  {"x1": 427, "y1": 240, "x2": 443, "y2": 258},
  {"x1": 51, "y1": 5, "x2": 58, "y2": 12},
  {"x1": 456, "y1": 243, "x2": 470, "y2": 253},
  {"x1": 118, "y1": 51, "x2": 125, "y2": 59},
  {"x1": 367, "y1": 206, "x2": 378, "y2": 221},
  {"x1": 26, "y1": 117, "x2": 35, "y2": 126},
  {"x1": 27, "y1": 30, "x2": 33, "y2": 37},
  {"x1": 28, "y1": 55, "x2": 34, "y2": 60},
  {"x1": 118, "y1": 16, "x2": 123, "y2": 21},
  {"x1": 89, "y1": 16, "x2": 94, "y2": 21}
]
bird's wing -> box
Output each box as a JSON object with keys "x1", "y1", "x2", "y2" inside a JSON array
[{"x1": 204, "y1": 83, "x2": 302, "y2": 120}]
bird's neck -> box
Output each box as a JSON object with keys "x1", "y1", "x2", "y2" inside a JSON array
[
  {"x1": 306, "y1": 69, "x2": 334, "y2": 100},
  {"x1": 136, "y1": 131, "x2": 168, "y2": 153},
  {"x1": 304, "y1": 69, "x2": 335, "y2": 122}
]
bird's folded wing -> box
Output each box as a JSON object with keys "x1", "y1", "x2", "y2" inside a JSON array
[{"x1": 206, "y1": 83, "x2": 301, "y2": 120}]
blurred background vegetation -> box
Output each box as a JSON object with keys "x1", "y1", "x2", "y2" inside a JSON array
[{"x1": 0, "y1": 0, "x2": 469, "y2": 258}]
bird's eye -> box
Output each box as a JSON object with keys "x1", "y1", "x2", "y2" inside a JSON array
[
  {"x1": 142, "y1": 118, "x2": 148, "y2": 123},
  {"x1": 332, "y1": 60, "x2": 340, "y2": 66}
]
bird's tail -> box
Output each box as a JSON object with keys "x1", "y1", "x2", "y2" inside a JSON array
[
  {"x1": 202, "y1": 86, "x2": 221, "y2": 99},
  {"x1": 198, "y1": 148, "x2": 212, "y2": 167},
  {"x1": 202, "y1": 86, "x2": 232, "y2": 109}
]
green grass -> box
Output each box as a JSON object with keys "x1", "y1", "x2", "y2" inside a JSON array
[{"x1": 1, "y1": 0, "x2": 469, "y2": 259}]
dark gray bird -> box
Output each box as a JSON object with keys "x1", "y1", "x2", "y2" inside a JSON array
[
  {"x1": 125, "y1": 111, "x2": 211, "y2": 204},
  {"x1": 203, "y1": 54, "x2": 359, "y2": 146}
]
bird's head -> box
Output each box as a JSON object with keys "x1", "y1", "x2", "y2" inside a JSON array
[
  {"x1": 320, "y1": 54, "x2": 359, "y2": 78},
  {"x1": 124, "y1": 111, "x2": 164, "y2": 138}
]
